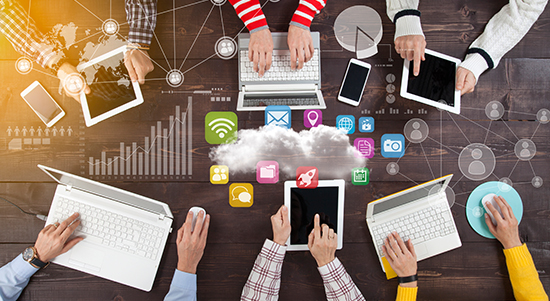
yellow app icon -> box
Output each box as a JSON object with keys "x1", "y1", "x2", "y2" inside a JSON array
[
  {"x1": 229, "y1": 183, "x2": 253, "y2": 207},
  {"x1": 210, "y1": 165, "x2": 229, "y2": 184}
]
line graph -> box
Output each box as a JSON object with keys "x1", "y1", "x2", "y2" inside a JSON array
[{"x1": 87, "y1": 97, "x2": 193, "y2": 180}]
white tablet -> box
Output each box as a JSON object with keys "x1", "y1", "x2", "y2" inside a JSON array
[
  {"x1": 77, "y1": 46, "x2": 144, "y2": 127},
  {"x1": 284, "y1": 179, "x2": 345, "y2": 251},
  {"x1": 400, "y1": 49, "x2": 461, "y2": 114}
]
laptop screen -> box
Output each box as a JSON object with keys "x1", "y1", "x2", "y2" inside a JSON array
[
  {"x1": 290, "y1": 186, "x2": 339, "y2": 245},
  {"x1": 41, "y1": 166, "x2": 170, "y2": 217},
  {"x1": 373, "y1": 179, "x2": 446, "y2": 215}
]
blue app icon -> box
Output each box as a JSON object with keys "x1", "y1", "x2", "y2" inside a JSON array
[
  {"x1": 336, "y1": 115, "x2": 355, "y2": 134},
  {"x1": 381, "y1": 134, "x2": 405, "y2": 158},
  {"x1": 265, "y1": 106, "x2": 291, "y2": 129},
  {"x1": 359, "y1": 117, "x2": 374, "y2": 133}
]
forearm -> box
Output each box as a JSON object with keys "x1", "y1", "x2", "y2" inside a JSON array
[
  {"x1": 241, "y1": 239, "x2": 286, "y2": 301},
  {"x1": 504, "y1": 244, "x2": 548, "y2": 301},
  {"x1": 460, "y1": 0, "x2": 548, "y2": 80},
  {"x1": 0, "y1": 255, "x2": 39, "y2": 301},
  {"x1": 125, "y1": 0, "x2": 158, "y2": 45},
  {"x1": 0, "y1": 0, "x2": 63, "y2": 68},
  {"x1": 318, "y1": 258, "x2": 365, "y2": 301},
  {"x1": 396, "y1": 285, "x2": 418, "y2": 301},
  {"x1": 229, "y1": 0, "x2": 268, "y2": 33},
  {"x1": 289, "y1": 0, "x2": 326, "y2": 30},
  {"x1": 386, "y1": 0, "x2": 423, "y2": 39}
]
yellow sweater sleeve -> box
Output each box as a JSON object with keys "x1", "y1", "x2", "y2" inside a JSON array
[
  {"x1": 503, "y1": 244, "x2": 548, "y2": 301},
  {"x1": 396, "y1": 285, "x2": 417, "y2": 301}
]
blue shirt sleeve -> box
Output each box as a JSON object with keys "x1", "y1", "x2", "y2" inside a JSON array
[
  {"x1": 0, "y1": 254, "x2": 39, "y2": 301},
  {"x1": 164, "y1": 269, "x2": 197, "y2": 301}
]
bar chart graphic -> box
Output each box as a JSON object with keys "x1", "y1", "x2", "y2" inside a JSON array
[{"x1": 87, "y1": 97, "x2": 193, "y2": 180}]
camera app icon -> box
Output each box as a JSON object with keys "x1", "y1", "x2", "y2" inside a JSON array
[{"x1": 381, "y1": 134, "x2": 405, "y2": 158}]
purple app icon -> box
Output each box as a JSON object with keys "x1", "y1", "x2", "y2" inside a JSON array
[
  {"x1": 304, "y1": 110, "x2": 322, "y2": 128},
  {"x1": 354, "y1": 138, "x2": 375, "y2": 158},
  {"x1": 256, "y1": 161, "x2": 279, "y2": 184}
]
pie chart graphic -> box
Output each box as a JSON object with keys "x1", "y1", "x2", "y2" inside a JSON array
[{"x1": 333, "y1": 6, "x2": 383, "y2": 59}]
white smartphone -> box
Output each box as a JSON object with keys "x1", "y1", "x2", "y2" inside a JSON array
[
  {"x1": 20, "y1": 81, "x2": 65, "y2": 127},
  {"x1": 337, "y1": 58, "x2": 371, "y2": 106}
]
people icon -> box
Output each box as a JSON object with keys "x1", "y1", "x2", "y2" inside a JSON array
[
  {"x1": 17, "y1": 59, "x2": 30, "y2": 72},
  {"x1": 519, "y1": 141, "x2": 531, "y2": 158},
  {"x1": 468, "y1": 148, "x2": 486, "y2": 175},
  {"x1": 410, "y1": 122, "x2": 423, "y2": 140},
  {"x1": 211, "y1": 167, "x2": 227, "y2": 182},
  {"x1": 490, "y1": 103, "x2": 500, "y2": 118},
  {"x1": 541, "y1": 111, "x2": 548, "y2": 122}
]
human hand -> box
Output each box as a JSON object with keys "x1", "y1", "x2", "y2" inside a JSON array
[
  {"x1": 271, "y1": 205, "x2": 291, "y2": 246},
  {"x1": 124, "y1": 49, "x2": 154, "y2": 84},
  {"x1": 308, "y1": 214, "x2": 337, "y2": 267},
  {"x1": 57, "y1": 63, "x2": 90, "y2": 103},
  {"x1": 382, "y1": 232, "x2": 417, "y2": 287},
  {"x1": 176, "y1": 210, "x2": 210, "y2": 274},
  {"x1": 249, "y1": 28, "x2": 273, "y2": 77},
  {"x1": 394, "y1": 35, "x2": 426, "y2": 76},
  {"x1": 287, "y1": 25, "x2": 314, "y2": 71},
  {"x1": 484, "y1": 196, "x2": 522, "y2": 249},
  {"x1": 34, "y1": 212, "x2": 83, "y2": 262},
  {"x1": 456, "y1": 67, "x2": 476, "y2": 95}
]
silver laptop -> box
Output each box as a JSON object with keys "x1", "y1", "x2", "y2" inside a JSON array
[
  {"x1": 39, "y1": 165, "x2": 173, "y2": 291},
  {"x1": 237, "y1": 32, "x2": 326, "y2": 111},
  {"x1": 366, "y1": 175, "x2": 461, "y2": 272}
]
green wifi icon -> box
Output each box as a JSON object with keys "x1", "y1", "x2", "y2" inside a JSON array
[{"x1": 205, "y1": 112, "x2": 238, "y2": 144}]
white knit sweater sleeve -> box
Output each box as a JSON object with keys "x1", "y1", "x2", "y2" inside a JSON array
[
  {"x1": 460, "y1": 0, "x2": 548, "y2": 81},
  {"x1": 386, "y1": 0, "x2": 424, "y2": 40}
]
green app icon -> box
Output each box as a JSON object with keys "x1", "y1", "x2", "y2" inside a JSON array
[
  {"x1": 351, "y1": 168, "x2": 369, "y2": 185},
  {"x1": 205, "y1": 112, "x2": 238, "y2": 144}
]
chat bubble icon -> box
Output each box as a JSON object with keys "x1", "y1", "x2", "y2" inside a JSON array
[{"x1": 229, "y1": 183, "x2": 253, "y2": 207}]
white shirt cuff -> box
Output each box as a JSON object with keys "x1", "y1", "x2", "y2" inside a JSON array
[
  {"x1": 459, "y1": 52, "x2": 489, "y2": 83},
  {"x1": 171, "y1": 269, "x2": 197, "y2": 292},
  {"x1": 395, "y1": 15, "x2": 424, "y2": 40},
  {"x1": 12, "y1": 254, "x2": 39, "y2": 279}
]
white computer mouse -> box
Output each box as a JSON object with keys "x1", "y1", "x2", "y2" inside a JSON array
[
  {"x1": 189, "y1": 206, "x2": 206, "y2": 232},
  {"x1": 481, "y1": 193, "x2": 503, "y2": 226}
]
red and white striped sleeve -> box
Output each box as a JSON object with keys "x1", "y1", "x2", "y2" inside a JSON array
[
  {"x1": 229, "y1": 0, "x2": 269, "y2": 32},
  {"x1": 290, "y1": 0, "x2": 326, "y2": 29}
]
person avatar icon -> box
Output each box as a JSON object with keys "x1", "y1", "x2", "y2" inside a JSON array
[
  {"x1": 473, "y1": 206, "x2": 484, "y2": 218},
  {"x1": 534, "y1": 178, "x2": 541, "y2": 187},
  {"x1": 387, "y1": 162, "x2": 399, "y2": 175},
  {"x1": 410, "y1": 122, "x2": 423, "y2": 140},
  {"x1": 541, "y1": 111, "x2": 548, "y2": 122},
  {"x1": 389, "y1": 164, "x2": 397, "y2": 174},
  {"x1": 468, "y1": 148, "x2": 486, "y2": 175},
  {"x1": 490, "y1": 104, "x2": 500, "y2": 118},
  {"x1": 519, "y1": 142, "x2": 531, "y2": 158}
]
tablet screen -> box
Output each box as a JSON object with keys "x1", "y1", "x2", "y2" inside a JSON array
[
  {"x1": 406, "y1": 53, "x2": 456, "y2": 107},
  {"x1": 290, "y1": 186, "x2": 339, "y2": 245},
  {"x1": 81, "y1": 52, "x2": 136, "y2": 119}
]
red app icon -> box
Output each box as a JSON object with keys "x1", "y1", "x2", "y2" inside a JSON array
[{"x1": 296, "y1": 166, "x2": 318, "y2": 189}]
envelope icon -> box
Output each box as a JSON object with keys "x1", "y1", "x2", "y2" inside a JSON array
[{"x1": 265, "y1": 105, "x2": 291, "y2": 129}]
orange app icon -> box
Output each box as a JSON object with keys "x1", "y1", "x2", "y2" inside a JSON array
[{"x1": 229, "y1": 183, "x2": 253, "y2": 207}]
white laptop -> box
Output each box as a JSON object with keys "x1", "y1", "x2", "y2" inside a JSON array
[
  {"x1": 366, "y1": 175, "x2": 461, "y2": 274},
  {"x1": 77, "y1": 46, "x2": 144, "y2": 127},
  {"x1": 237, "y1": 32, "x2": 326, "y2": 111},
  {"x1": 284, "y1": 179, "x2": 345, "y2": 251},
  {"x1": 39, "y1": 165, "x2": 173, "y2": 291}
]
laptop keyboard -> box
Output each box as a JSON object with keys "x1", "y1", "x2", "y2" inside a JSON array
[
  {"x1": 240, "y1": 49, "x2": 319, "y2": 82},
  {"x1": 51, "y1": 197, "x2": 164, "y2": 261},
  {"x1": 243, "y1": 96, "x2": 320, "y2": 107},
  {"x1": 371, "y1": 204, "x2": 456, "y2": 254}
]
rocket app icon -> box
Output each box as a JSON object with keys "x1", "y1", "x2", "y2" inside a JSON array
[{"x1": 296, "y1": 166, "x2": 318, "y2": 189}]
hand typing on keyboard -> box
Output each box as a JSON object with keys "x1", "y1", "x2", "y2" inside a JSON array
[
  {"x1": 35, "y1": 212, "x2": 83, "y2": 262},
  {"x1": 288, "y1": 25, "x2": 314, "y2": 70},
  {"x1": 382, "y1": 232, "x2": 417, "y2": 287},
  {"x1": 249, "y1": 28, "x2": 274, "y2": 77}
]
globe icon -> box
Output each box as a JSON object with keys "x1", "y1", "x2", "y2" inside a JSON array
[{"x1": 337, "y1": 117, "x2": 354, "y2": 133}]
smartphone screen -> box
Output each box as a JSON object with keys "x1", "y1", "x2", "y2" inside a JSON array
[
  {"x1": 22, "y1": 83, "x2": 63, "y2": 125},
  {"x1": 340, "y1": 62, "x2": 370, "y2": 102}
]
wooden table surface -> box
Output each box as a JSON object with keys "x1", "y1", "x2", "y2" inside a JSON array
[{"x1": 0, "y1": 0, "x2": 549, "y2": 300}]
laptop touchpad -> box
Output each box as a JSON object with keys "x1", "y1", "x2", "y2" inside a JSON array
[
  {"x1": 68, "y1": 242, "x2": 106, "y2": 272},
  {"x1": 415, "y1": 244, "x2": 428, "y2": 257}
]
